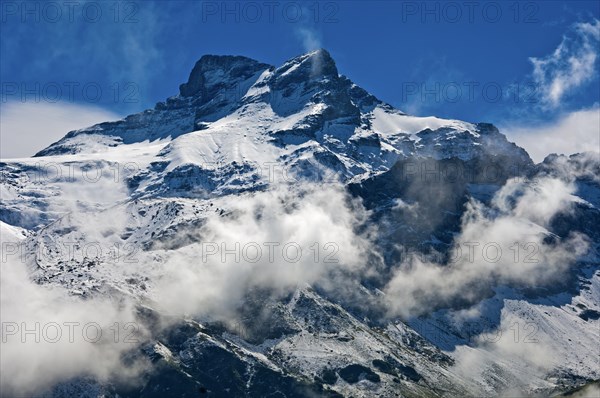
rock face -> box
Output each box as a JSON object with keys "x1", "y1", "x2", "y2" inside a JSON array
[
  {"x1": 1, "y1": 50, "x2": 598, "y2": 398},
  {"x1": 179, "y1": 55, "x2": 271, "y2": 98}
]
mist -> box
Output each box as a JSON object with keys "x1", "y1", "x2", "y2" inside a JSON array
[
  {"x1": 384, "y1": 176, "x2": 589, "y2": 318},
  {"x1": 145, "y1": 182, "x2": 376, "y2": 321},
  {"x1": 0, "y1": 231, "x2": 148, "y2": 397}
]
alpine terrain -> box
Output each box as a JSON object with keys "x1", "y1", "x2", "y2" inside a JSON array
[{"x1": 1, "y1": 49, "x2": 599, "y2": 397}]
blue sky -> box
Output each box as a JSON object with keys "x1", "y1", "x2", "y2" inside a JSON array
[{"x1": 1, "y1": 1, "x2": 599, "y2": 158}]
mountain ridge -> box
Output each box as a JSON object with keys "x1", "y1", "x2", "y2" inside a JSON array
[
  {"x1": 33, "y1": 49, "x2": 533, "y2": 194},
  {"x1": 1, "y1": 49, "x2": 598, "y2": 397}
]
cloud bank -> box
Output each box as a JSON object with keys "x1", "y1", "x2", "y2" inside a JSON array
[
  {"x1": 384, "y1": 176, "x2": 588, "y2": 318},
  {"x1": 0, "y1": 102, "x2": 121, "y2": 159},
  {"x1": 503, "y1": 105, "x2": 600, "y2": 163},
  {"x1": 147, "y1": 183, "x2": 375, "y2": 320}
]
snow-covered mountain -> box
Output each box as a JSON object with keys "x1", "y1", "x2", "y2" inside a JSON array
[{"x1": 1, "y1": 49, "x2": 598, "y2": 398}]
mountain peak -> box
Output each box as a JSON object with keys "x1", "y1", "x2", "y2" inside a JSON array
[
  {"x1": 302, "y1": 48, "x2": 334, "y2": 62},
  {"x1": 302, "y1": 48, "x2": 338, "y2": 77},
  {"x1": 179, "y1": 54, "x2": 271, "y2": 97},
  {"x1": 34, "y1": 48, "x2": 530, "y2": 174},
  {"x1": 272, "y1": 48, "x2": 338, "y2": 86}
]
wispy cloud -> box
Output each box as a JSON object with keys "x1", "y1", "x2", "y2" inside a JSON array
[
  {"x1": 295, "y1": 27, "x2": 322, "y2": 52},
  {"x1": 0, "y1": 1, "x2": 167, "y2": 111},
  {"x1": 147, "y1": 183, "x2": 373, "y2": 320},
  {"x1": 384, "y1": 176, "x2": 588, "y2": 318},
  {"x1": 530, "y1": 19, "x2": 600, "y2": 108}
]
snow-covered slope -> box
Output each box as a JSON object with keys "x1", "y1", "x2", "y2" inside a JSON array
[{"x1": 1, "y1": 50, "x2": 597, "y2": 398}]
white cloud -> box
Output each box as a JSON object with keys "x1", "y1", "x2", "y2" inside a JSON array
[
  {"x1": 147, "y1": 183, "x2": 375, "y2": 320},
  {"x1": 0, "y1": 102, "x2": 121, "y2": 159},
  {"x1": 0, "y1": 223, "x2": 147, "y2": 396},
  {"x1": 295, "y1": 27, "x2": 322, "y2": 52},
  {"x1": 530, "y1": 19, "x2": 600, "y2": 108},
  {"x1": 502, "y1": 106, "x2": 600, "y2": 163},
  {"x1": 384, "y1": 176, "x2": 588, "y2": 318}
]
